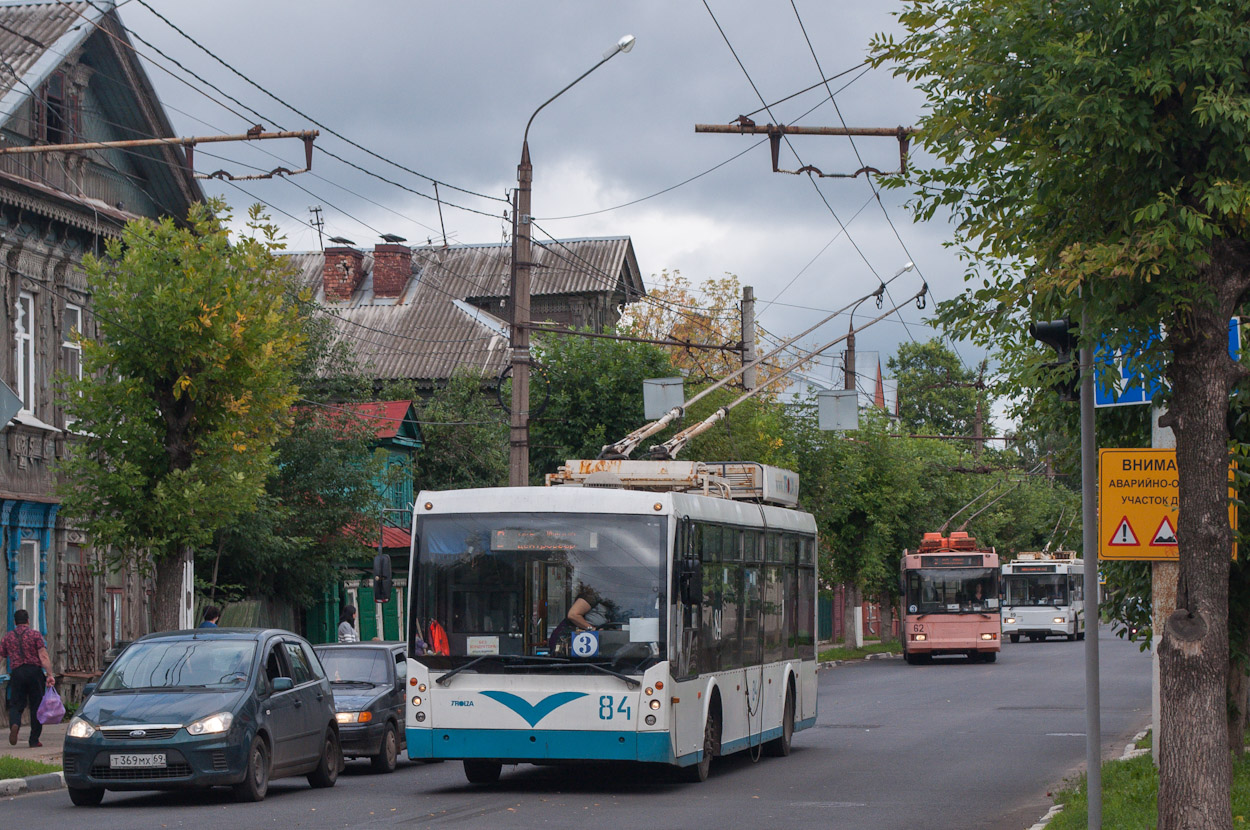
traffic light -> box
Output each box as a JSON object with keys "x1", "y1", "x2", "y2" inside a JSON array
[{"x1": 1029, "y1": 318, "x2": 1080, "y2": 402}]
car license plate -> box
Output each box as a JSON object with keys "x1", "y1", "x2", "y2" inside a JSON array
[{"x1": 110, "y1": 753, "x2": 166, "y2": 769}]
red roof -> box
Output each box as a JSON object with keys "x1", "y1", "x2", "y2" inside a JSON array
[
  {"x1": 343, "y1": 523, "x2": 411, "y2": 551},
  {"x1": 332, "y1": 400, "x2": 412, "y2": 439},
  {"x1": 380, "y1": 525, "x2": 411, "y2": 549}
]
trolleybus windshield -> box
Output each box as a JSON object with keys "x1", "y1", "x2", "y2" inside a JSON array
[
  {"x1": 415, "y1": 513, "x2": 666, "y2": 672},
  {"x1": 1004, "y1": 573, "x2": 1070, "y2": 606},
  {"x1": 904, "y1": 567, "x2": 999, "y2": 615}
]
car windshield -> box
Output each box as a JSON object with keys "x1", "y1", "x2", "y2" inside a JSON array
[
  {"x1": 318, "y1": 648, "x2": 391, "y2": 684},
  {"x1": 1004, "y1": 574, "x2": 1070, "y2": 606},
  {"x1": 98, "y1": 640, "x2": 256, "y2": 691},
  {"x1": 414, "y1": 512, "x2": 666, "y2": 673},
  {"x1": 904, "y1": 568, "x2": 999, "y2": 615}
]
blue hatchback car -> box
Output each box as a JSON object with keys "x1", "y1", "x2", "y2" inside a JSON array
[{"x1": 62, "y1": 628, "x2": 341, "y2": 806}]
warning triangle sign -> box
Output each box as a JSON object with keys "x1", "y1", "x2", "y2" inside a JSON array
[
  {"x1": 1151, "y1": 516, "x2": 1178, "y2": 546},
  {"x1": 1108, "y1": 517, "x2": 1139, "y2": 546}
]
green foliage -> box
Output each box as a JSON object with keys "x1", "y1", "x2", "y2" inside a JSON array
[
  {"x1": 530, "y1": 331, "x2": 676, "y2": 481},
  {"x1": 415, "y1": 370, "x2": 507, "y2": 491},
  {"x1": 57, "y1": 201, "x2": 304, "y2": 611},
  {"x1": 0, "y1": 756, "x2": 61, "y2": 777},
  {"x1": 818, "y1": 641, "x2": 903, "y2": 662},
  {"x1": 888, "y1": 339, "x2": 990, "y2": 437}
]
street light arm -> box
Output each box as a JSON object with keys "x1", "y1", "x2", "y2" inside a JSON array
[{"x1": 523, "y1": 38, "x2": 632, "y2": 147}]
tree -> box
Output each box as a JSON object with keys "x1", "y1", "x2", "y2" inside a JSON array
[
  {"x1": 875, "y1": 3, "x2": 1250, "y2": 824},
  {"x1": 530, "y1": 331, "x2": 676, "y2": 480},
  {"x1": 414, "y1": 370, "x2": 508, "y2": 492},
  {"x1": 889, "y1": 339, "x2": 992, "y2": 440},
  {"x1": 58, "y1": 201, "x2": 304, "y2": 631}
]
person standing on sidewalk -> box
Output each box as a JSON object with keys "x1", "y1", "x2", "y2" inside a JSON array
[{"x1": 1, "y1": 609, "x2": 55, "y2": 747}]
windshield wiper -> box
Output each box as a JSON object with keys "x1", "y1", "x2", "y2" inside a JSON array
[
  {"x1": 542, "y1": 662, "x2": 640, "y2": 689},
  {"x1": 436, "y1": 655, "x2": 567, "y2": 687}
]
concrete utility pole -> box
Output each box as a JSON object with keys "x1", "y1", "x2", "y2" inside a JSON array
[
  {"x1": 508, "y1": 35, "x2": 635, "y2": 487},
  {"x1": 741, "y1": 286, "x2": 757, "y2": 392},
  {"x1": 1079, "y1": 313, "x2": 1103, "y2": 830}
]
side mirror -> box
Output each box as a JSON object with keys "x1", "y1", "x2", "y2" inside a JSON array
[
  {"x1": 272, "y1": 677, "x2": 294, "y2": 692},
  {"x1": 83, "y1": 682, "x2": 97, "y2": 699},
  {"x1": 373, "y1": 554, "x2": 393, "y2": 603},
  {"x1": 679, "y1": 558, "x2": 702, "y2": 605}
]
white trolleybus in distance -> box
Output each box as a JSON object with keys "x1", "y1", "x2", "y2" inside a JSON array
[
  {"x1": 393, "y1": 459, "x2": 818, "y2": 784},
  {"x1": 1000, "y1": 551, "x2": 1086, "y2": 643}
]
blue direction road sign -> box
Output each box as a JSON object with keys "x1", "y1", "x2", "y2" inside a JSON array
[{"x1": 1094, "y1": 318, "x2": 1241, "y2": 408}]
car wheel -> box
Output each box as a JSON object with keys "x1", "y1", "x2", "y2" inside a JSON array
[
  {"x1": 1009, "y1": 633, "x2": 1020, "y2": 644},
  {"x1": 232, "y1": 736, "x2": 270, "y2": 803},
  {"x1": 308, "y1": 728, "x2": 341, "y2": 788},
  {"x1": 463, "y1": 760, "x2": 502, "y2": 784},
  {"x1": 371, "y1": 722, "x2": 399, "y2": 774},
  {"x1": 67, "y1": 786, "x2": 105, "y2": 807},
  {"x1": 763, "y1": 686, "x2": 795, "y2": 757}
]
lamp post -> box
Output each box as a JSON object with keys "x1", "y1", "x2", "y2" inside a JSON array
[{"x1": 509, "y1": 34, "x2": 636, "y2": 487}]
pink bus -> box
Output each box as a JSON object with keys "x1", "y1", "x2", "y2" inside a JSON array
[{"x1": 900, "y1": 532, "x2": 1001, "y2": 664}]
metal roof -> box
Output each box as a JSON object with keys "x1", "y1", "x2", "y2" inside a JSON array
[{"x1": 286, "y1": 237, "x2": 646, "y2": 385}]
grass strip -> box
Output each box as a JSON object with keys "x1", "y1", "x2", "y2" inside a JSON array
[
  {"x1": 818, "y1": 641, "x2": 903, "y2": 662},
  {"x1": 0, "y1": 755, "x2": 62, "y2": 778},
  {"x1": 1046, "y1": 744, "x2": 1250, "y2": 829}
]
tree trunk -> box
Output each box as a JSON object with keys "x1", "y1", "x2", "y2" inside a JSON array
[
  {"x1": 1229, "y1": 664, "x2": 1248, "y2": 755},
  {"x1": 879, "y1": 595, "x2": 897, "y2": 643},
  {"x1": 1158, "y1": 245, "x2": 1241, "y2": 830},
  {"x1": 153, "y1": 546, "x2": 190, "y2": 633}
]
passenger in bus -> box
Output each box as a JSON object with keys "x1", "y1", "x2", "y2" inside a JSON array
[{"x1": 547, "y1": 586, "x2": 604, "y2": 653}]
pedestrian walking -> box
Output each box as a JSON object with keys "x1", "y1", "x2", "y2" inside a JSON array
[
  {"x1": 0, "y1": 609, "x2": 56, "y2": 747},
  {"x1": 338, "y1": 605, "x2": 359, "y2": 643}
]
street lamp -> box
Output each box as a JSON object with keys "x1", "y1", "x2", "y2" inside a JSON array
[
  {"x1": 843, "y1": 262, "x2": 913, "y2": 393},
  {"x1": 509, "y1": 34, "x2": 636, "y2": 487}
]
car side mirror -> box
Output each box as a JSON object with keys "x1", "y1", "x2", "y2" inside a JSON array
[
  {"x1": 83, "y1": 682, "x2": 97, "y2": 699},
  {"x1": 272, "y1": 677, "x2": 294, "y2": 692},
  {"x1": 679, "y1": 558, "x2": 702, "y2": 605}
]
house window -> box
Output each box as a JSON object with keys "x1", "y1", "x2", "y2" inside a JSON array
[
  {"x1": 63, "y1": 304, "x2": 82, "y2": 425},
  {"x1": 15, "y1": 291, "x2": 35, "y2": 413},
  {"x1": 38, "y1": 71, "x2": 73, "y2": 145},
  {"x1": 17, "y1": 539, "x2": 40, "y2": 630}
]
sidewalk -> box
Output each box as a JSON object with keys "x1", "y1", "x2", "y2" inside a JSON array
[{"x1": 0, "y1": 720, "x2": 66, "y2": 797}]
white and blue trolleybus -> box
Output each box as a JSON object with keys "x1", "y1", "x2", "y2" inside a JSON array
[
  {"x1": 1001, "y1": 551, "x2": 1086, "y2": 643},
  {"x1": 396, "y1": 459, "x2": 818, "y2": 784}
]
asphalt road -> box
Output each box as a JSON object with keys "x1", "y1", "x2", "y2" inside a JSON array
[{"x1": 2, "y1": 625, "x2": 1151, "y2": 829}]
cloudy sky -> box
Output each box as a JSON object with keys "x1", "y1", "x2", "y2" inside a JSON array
[{"x1": 124, "y1": 0, "x2": 982, "y2": 403}]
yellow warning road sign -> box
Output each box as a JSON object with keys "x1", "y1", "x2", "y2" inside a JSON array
[{"x1": 1098, "y1": 448, "x2": 1235, "y2": 561}]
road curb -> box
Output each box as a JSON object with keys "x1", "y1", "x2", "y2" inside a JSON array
[
  {"x1": 1024, "y1": 727, "x2": 1151, "y2": 829},
  {"x1": 818, "y1": 652, "x2": 902, "y2": 671},
  {"x1": 0, "y1": 770, "x2": 64, "y2": 797}
]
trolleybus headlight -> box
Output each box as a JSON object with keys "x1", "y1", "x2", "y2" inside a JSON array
[
  {"x1": 418, "y1": 683, "x2": 427, "y2": 692},
  {"x1": 412, "y1": 696, "x2": 423, "y2": 707},
  {"x1": 416, "y1": 712, "x2": 426, "y2": 723},
  {"x1": 981, "y1": 633, "x2": 996, "y2": 640},
  {"x1": 1053, "y1": 617, "x2": 1066, "y2": 624},
  {"x1": 649, "y1": 699, "x2": 661, "y2": 710},
  {"x1": 1005, "y1": 617, "x2": 1016, "y2": 624},
  {"x1": 914, "y1": 633, "x2": 926, "y2": 641},
  {"x1": 645, "y1": 715, "x2": 656, "y2": 725},
  {"x1": 645, "y1": 687, "x2": 653, "y2": 696}
]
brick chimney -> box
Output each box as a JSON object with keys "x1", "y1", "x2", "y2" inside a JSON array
[
  {"x1": 323, "y1": 246, "x2": 364, "y2": 302},
  {"x1": 372, "y1": 243, "x2": 412, "y2": 299}
]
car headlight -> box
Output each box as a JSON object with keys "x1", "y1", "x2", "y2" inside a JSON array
[
  {"x1": 336, "y1": 711, "x2": 373, "y2": 724},
  {"x1": 186, "y1": 711, "x2": 234, "y2": 736},
  {"x1": 67, "y1": 715, "x2": 96, "y2": 739}
]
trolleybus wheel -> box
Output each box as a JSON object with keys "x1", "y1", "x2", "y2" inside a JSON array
[
  {"x1": 1077, "y1": 630, "x2": 1085, "y2": 641},
  {"x1": 1067, "y1": 632, "x2": 1077, "y2": 641},
  {"x1": 682, "y1": 705, "x2": 720, "y2": 783},
  {"x1": 764, "y1": 685, "x2": 795, "y2": 757},
  {"x1": 464, "y1": 760, "x2": 502, "y2": 784},
  {"x1": 1009, "y1": 633, "x2": 1020, "y2": 644},
  {"x1": 982, "y1": 651, "x2": 997, "y2": 663}
]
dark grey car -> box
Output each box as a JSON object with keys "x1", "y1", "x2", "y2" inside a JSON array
[
  {"x1": 314, "y1": 642, "x2": 407, "y2": 773},
  {"x1": 64, "y1": 629, "x2": 341, "y2": 805}
]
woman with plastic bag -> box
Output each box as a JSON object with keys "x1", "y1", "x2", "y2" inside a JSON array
[{"x1": 0, "y1": 609, "x2": 56, "y2": 747}]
